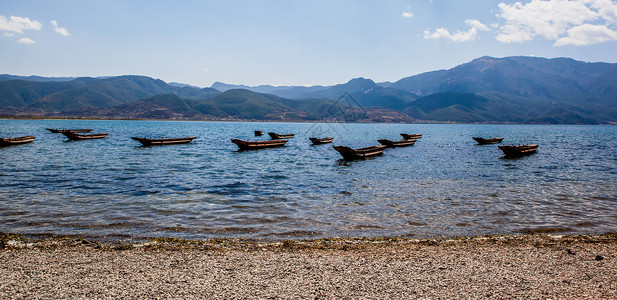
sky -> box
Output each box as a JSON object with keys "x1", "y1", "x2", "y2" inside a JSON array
[{"x1": 2, "y1": 0, "x2": 617, "y2": 88}]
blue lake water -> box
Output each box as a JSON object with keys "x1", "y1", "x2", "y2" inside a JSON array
[{"x1": 1, "y1": 119, "x2": 616, "y2": 241}]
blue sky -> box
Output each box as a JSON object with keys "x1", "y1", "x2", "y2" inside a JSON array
[{"x1": 2, "y1": 0, "x2": 617, "y2": 87}]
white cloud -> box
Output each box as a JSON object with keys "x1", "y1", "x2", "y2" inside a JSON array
[
  {"x1": 402, "y1": 11, "x2": 414, "y2": 18},
  {"x1": 202, "y1": 68, "x2": 209, "y2": 72},
  {"x1": 590, "y1": 0, "x2": 617, "y2": 24},
  {"x1": 495, "y1": 0, "x2": 617, "y2": 46},
  {"x1": 3, "y1": 32, "x2": 15, "y2": 37},
  {"x1": 554, "y1": 23, "x2": 617, "y2": 45},
  {"x1": 51, "y1": 20, "x2": 70, "y2": 36},
  {"x1": 0, "y1": 15, "x2": 42, "y2": 34},
  {"x1": 401, "y1": 6, "x2": 414, "y2": 18},
  {"x1": 424, "y1": 19, "x2": 490, "y2": 42},
  {"x1": 17, "y1": 37, "x2": 36, "y2": 44}
]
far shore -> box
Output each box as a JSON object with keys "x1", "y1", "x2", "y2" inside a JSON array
[
  {"x1": 1, "y1": 233, "x2": 615, "y2": 298},
  {"x1": 2, "y1": 116, "x2": 614, "y2": 125}
]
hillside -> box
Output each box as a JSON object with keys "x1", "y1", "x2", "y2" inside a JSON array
[
  {"x1": 391, "y1": 56, "x2": 617, "y2": 107},
  {"x1": 403, "y1": 92, "x2": 602, "y2": 124},
  {"x1": 44, "y1": 89, "x2": 408, "y2": 122},
  {"x1": 2, "y1": 56, "x2": 617, "y2": 124}
]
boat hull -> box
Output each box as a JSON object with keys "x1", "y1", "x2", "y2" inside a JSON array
[
  {"x1": 400, "y1": 133, "x2": 422, "y2": 140},
  {"x1": 268, "y1": 132, "x2": 294, "y2": 139},
  {"x1": 131, "y1": 137, "x2": 196, "y2": 146},
  {"x1": 309, "y1": 137, "x2": 334, "y2": 145},
  {"x1": 473, "y1": 137, "x2": 504, "y2": 145},
  {"x1": 0, "y1": 136, "x2": 36, "y2": 147},
  {"x1": 62, "y1": 132, "x2": 108, "y2": 140},
  {"x1": 46, "y1": 128, "x2": 92, "y2": 133},
  {"x1": 498, "y1": 144, "x2": 538, "y2": 157},
  {"x1": 232, "y1": 139, "x2": 288, "y2": 150},
  {"x1": 333, "y1": 145, "x2": 387, "y2": 160},
  {"x1": 377, "y1": 139, "x2": 416, "y2": 147}
]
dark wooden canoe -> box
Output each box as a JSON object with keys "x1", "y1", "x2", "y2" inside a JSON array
[
  {"x1": 131, "y1": 137, "x2": 196, "y2": 146},
  {"x1": 268, "y1": 132, "x2": 295, "y2": 139},
  {"x1": 378, "y1": 138, "x2": 416, "y2": 147},
  {"x1": 0, "y1": 136, "x2": 36, "y2": 146},
  {"x1": 400, "y1": 133, "x2": 422, "y2": 140},
  {"x1": 473, "y1": 137, "x2": 504, "y2": 145},
  {"x1": 232, "y1": 139, "x2": 288, "y2": 150},
  {"x1": 333, "y1": 145, "x2": 387, "y2": 160},
  {"x1": 498, "y1": 144, "x2": 538, "y2": 157},
  {"x1": 309, "y1": 137, "x2": 334, "y2": 145},
  {"x1": 62, "y1": 131, "x2": 108, "y2": 140},
  {"x1": 255, "y1": 130, "x2": 264, "y2": 136},
  {"x1": 46, "y1": 128, "x2": 92, "y2": 133}
]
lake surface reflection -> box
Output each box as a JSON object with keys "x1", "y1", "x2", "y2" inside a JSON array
[{"x1": 1, "y1": 119, "x2": 616, "y2": 241}]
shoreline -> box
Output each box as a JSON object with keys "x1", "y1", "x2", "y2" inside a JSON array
[
  {"x1": 2, "y1": 233, "x2": 616, "y2": 298},
  {"x1": 2, "y1": 116, "x2": 614, "y2": 125}
]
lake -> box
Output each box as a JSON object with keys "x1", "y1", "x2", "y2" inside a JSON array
[{"x1": 1, "y1": 119, "x2": 616, "y2": 241}]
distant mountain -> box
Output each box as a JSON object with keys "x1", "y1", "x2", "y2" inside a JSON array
[
  {"x1": 293, "y1": 77, "x2": 378, "y2": 99},
  {"x1": 192, "y1": 89, "x2": 394, "y2": 121},
  {"x1": 0, "y1": 74, "x2": 78, "y2": 82},
  {"x1": 2, "y1": 56, "x2": 617, "y2": 124},
  {"x1": 211, "y1": 82, "x2": 290, "y2": 94},
  {"x1": 66, "y1": 94, "x2": 204, "y2": 120},
  {"x1": 210, "y1": 81, "x2": 329, "y2": 98},
  {"x1": 391, "y1": 56, "x2": 617, "y2": 123},
  {"x1": 168, "y1": 82, "x2": 200, "y2": 89},
  {"x1": 288, "y1": 78, "x2": 418, "y2": 111},
  {"x1": 402, "y1": 91, "x2": 600, "y2": 124},
  {"x1": 391, "y1": 56, "x2": 617, "y2": 104},
  {"x1": 174, "y1": 87, "x2": 221, "y2": 100},
  {"x1": 0, "y1": 76, "x2": 220, "y2": 112},
  {"x1": 50, "y1": 88, "x2": 407, "y2": 122},
  {"x1": 376, "y1": 81, "x2": 393, "y2": 88}
]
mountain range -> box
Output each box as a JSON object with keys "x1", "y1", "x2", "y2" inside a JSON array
[{"x1": 1, "y1": 56, "x2": 616, "y2": 124}]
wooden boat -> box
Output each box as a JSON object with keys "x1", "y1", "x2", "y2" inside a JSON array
[
  {"x1": 255, "y1": 130, "x2": 264, "y2": 136},
  {"x1": 400, "y1": 133, "x2": 422, "y2": 140},
  {"x1": 268, "y1": 132, "x2": 295, "y2": 139},
  {"x1": 231, "y1": 139, "x2": 288, "y2": 150},
  {"x1": 0, "y1": 136, "x2": 36, "y2": 146},
  {"x1": 333, "y1": 145, "x2": 387, "y2": 160},
  {"x1": 377, "y1": 138, "x2": 416, "y2": 148},
  {"x1": 46, "y1": 128, "x2": 92, "y2": 133},
  {"x1": 62, "y1": 131, "x2": 108, "y2": 140},
  {"x1": 498, "y1": 144, "x2": 538, "y2": 157},
  {"x1": 309, "y1": 137, "x2": 334, "y2": 145},
  {"x1": 131, "y1": 136, "x2": 196, "y2": 146},
  {"x1": 473, "y1": 137, "x2": 504, "y2": 145}
]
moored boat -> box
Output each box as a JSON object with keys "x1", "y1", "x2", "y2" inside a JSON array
[
  {"x1": 255, "y1": 130, "x2": 264, "y2": 136},
  {"x1": 268, "y1": 132, "x2": 295, "y2": 139},
  {"x1": 309, "y1": 137, "x2": 334, "y2": 145},
  {"x1": 232, "y1": 139, "x2": 288, "y2": 150},
  {"x1": 46, "y1": 128, "x2": 92, "y2": 133},
  {"x1": 498, "y1": 144, "x2": 538, "y2": 157},
  {"x1": 333, "y1": 145, "x2": 387, "y2": 160},
  {"x1": 377, "y1": 138, "x2": 416, "y2": 148},
  {"x1": 400, "y1": 133, "x2": 422, "y2": 140},
  {"x1": 131, "y1": 136, "x2": 196, "y2": 146},
  {"x1": 473, "y1": 137, "x2": 504, "y2": 145},
  {"x1": 62, "y1": 131, "x2": 108, "y2": 140},
  {"x1": 0, "y1": 136, "x2": 36, "y2": 147}
]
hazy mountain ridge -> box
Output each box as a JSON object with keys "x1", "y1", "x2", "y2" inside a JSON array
[{"x1": 1, "y1": 56, "x2": 616, "y2": 124}]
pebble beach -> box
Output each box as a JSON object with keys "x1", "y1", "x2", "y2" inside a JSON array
[{"x1": 1, "y1": 234, "x2": 616, "y2": 299}]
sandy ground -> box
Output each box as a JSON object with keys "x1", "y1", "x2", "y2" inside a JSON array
[{"x1": 1, "y1": 234, "x2": 616, "y2": 299}]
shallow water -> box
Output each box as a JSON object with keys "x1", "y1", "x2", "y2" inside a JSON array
[{"x1": 1, "y1": 119, "x2": 616, "y2": 241}]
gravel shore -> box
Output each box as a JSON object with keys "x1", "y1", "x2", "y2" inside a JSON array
[{"x1": 1, "y1": 234, "x2": 616, "y2": 299}]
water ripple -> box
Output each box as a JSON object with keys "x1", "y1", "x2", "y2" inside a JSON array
[{"x1": 1, "y1": 120, "x2": 616, "y2": 240}]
